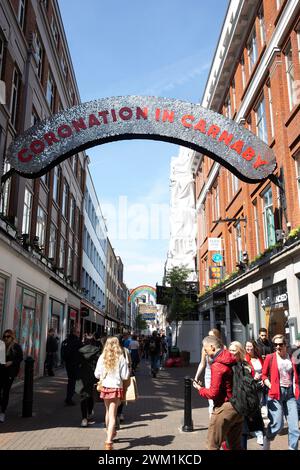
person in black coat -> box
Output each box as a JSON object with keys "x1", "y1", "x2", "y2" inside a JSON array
[
  {"x1": 75, "y1": 335, "x2": 101, "y2": 427},
  {"x1": 61, "y1": 327, "x2": 82, "y2": 405},
  {"x1": 256, "y1": 328, "x2": 273, "y2": 359},
  {"x1": 0, "y1": 329, "x2": 23, "y2": 422},
  {"x1": 45, "y1": 328, "x2": 58, "y2": 376}
]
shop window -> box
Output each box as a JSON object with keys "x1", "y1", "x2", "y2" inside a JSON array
[{"x1": 262, "y1": 186, "x2": 276, "y2": 248}]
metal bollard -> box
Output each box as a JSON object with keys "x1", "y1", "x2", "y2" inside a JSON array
[
  {"x1": 182, "y1": 376, "x2": 193, "y2": 432},
  {"x1": 22, "y1": 356, "x2": 35, "y2": 417}
]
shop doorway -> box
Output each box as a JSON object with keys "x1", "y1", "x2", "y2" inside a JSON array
[{"x1": 229, "y1": 295, "x2": 249, "y2": 344}]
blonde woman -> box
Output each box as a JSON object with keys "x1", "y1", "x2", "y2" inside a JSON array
[
  {"x1": 0, "y1": 329, "x2": 23, "y2": 423},
  {"x1": 94, "y1": 336, "x2": 130, "y2": 450}
]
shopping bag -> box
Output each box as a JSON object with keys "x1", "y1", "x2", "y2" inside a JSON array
[{"x1": 124, "y1": 376, "x2": 138, "y2": 401}]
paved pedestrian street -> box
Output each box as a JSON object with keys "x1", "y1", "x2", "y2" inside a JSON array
[{"x1": 0, "y1": 360, "x2": 288, "y2": 451}]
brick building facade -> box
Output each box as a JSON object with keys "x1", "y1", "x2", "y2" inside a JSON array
[{"x1": 193, "y1": 0, "x2": 300, "y2": 345}]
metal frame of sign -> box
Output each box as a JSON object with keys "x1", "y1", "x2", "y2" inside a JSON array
[{"x1": 5, "y1": 96, "x2": 276, "y2": 183}]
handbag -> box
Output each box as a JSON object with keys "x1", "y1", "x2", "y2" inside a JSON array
[
  {"x1": 96, "y1": 372, "x2": 107, "y2": 392},
  {"x1": 124, "y1": 376, "x2": 138, "y2": 401}
]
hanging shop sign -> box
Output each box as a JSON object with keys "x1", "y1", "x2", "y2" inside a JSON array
[
  {"x1": 208, "y1": 238, "x2": 222, "y2": 251},
  {"x1": 6, "y1": 96, "x2": 276, "y2": 182},
  {"x1": 209, "y1": 266, "x2": 225, "y2": 280},
  {"x1": 212, "y1": 253, "x2": 223, "y2": 263}
]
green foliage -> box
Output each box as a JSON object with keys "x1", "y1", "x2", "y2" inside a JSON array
[
  {"x1": 164, "y1": 266, "x2": 197, "y2": 324},
  {"x1": 135, "y1": 314, "x2": 148, "y2": 332},
  {"x1": 287, "y1": 225, "x2": 300, "y2": 239}
]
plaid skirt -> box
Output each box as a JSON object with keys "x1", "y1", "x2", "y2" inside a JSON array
[{"x1": 100, "y1": 387, "x2": 124, "y2": 400}]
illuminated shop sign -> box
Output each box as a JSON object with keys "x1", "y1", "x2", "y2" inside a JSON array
[{"x1": 6, "y1": 96, "x2": 276, "y2": 182}]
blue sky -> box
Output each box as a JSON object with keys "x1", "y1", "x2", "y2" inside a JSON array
[{"x1": 58, "y1": 0, "x2": 228, "y2": 289}]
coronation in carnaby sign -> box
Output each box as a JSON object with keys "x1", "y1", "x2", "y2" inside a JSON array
[{"x1": 6, "y1": 96, "x2": 276, "y2": 182}]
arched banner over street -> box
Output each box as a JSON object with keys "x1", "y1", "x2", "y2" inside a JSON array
[{"x1": 6, "y1": 96, "x2": 276, "y2": 182}]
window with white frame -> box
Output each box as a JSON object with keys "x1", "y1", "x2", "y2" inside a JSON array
[
  {"x1": 67, "y1": 245, "x2": 73, "y2": 277},
  {"x1": 18, "y1": 0, "x2": 26, "y2": 31},
  {"x1": 258, "y1": 5, "x2": 266, "y2": 46},
  {"x1": 51, "y1": 16, "x2": 59, "y2": 47},
  {"x1": 285, "y1": 41, "x2": 296, "y2": 110},
  {"x1": 62, "y1": 181, "x2": 69, "y2": 219},
  {"x1": 247, "y1": 25, "x2": 258, "y2": 74},
  {"x1": 34, "y1": 32, "x2": 43, "y2": 79},
  {"x1": 255, "y1": 95, "x2": 268, "y2": 143},
  {"x1": 69, "y1": 196, "x2": 75, "y2": 229},
  {"x1": 240, "y1": 55, "x2": 246, "y2": 89},
  {"x1": 267, "y1": 83, "x2": 274, "y2": 138},
  {"x1": 53, "y1": 166, "x2": 60, "y2": 203},
  {"x1": 232, "y1": 79, "x2": 236, "y2": 113},
  {"x1": 10, "y1": 68, "x2": 20, "y2": 128},
  {"x1": 232, "y1": 173, "x2": 239, "y2": 194},
  {"x1": 60, "y1": 53, "x2": 68, "y2": 79},
  {"x1": 253, "y1": 199, "x2": 260, "y2": 253},
  {"x1": 46, "y1": 70, "x2": 55, "y2": 112},
  {"x1": 22, "y1": 188, "x2": 32, "y2": 234},
  {"x1": 59, "y1": 237, "x2": 65, "y2": 269},
  {"x1": 214, "y1": 184, "x2": 220, "y2": 221},
  {"x1": 36, "y1": 205, "x2": 46, "y2": 248},
  {"x1": 235, "y1": 221, "x2": 243, "y2": 263},
  {"x1": 262, "y1": 187, "x2": 276, "y2": 248},
  {"x1": 295, "y1": 152, "x2": 300, "y2": 206},
  {"x1": 0, "y1": 161, "x2": 10, "y2": 215},
  {"x1": 0, "y1": 35, "x2": 4, "y2": 79},
  {"x1": 48, "y1": 223, "x2": 57, "y2": 259},
  {"x1": 224, "y1": 93, "x2": 231, "y2": 118},
  {"x1": 40, "y1": 172, "x2": 49, "y2": 186}
]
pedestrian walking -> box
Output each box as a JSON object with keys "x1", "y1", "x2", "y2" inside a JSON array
[
  {"x1": 0, "y1": 330, "x2": 23, "y2": 423},
  {"x1": 194, "y1": 328, "x2": 223, "y2": 417},
  {"x1": 61, "y1": 327, "x2": 82, "y2": 406},
  {"x1": 193, "y1": 335, "x2": 243, "y2": 450},
  {"x1": 76, "y1": 334, "x2": 101, "y2": 427},
  {"x1": 256, "y1": 327, "x2": 273, "y2": 415},
  {"x1": 229, "y1": 341, "x2": 264, "y2": 449},
  {"x1": 45, "y1": 328, "x2": 58, "y2": 376},
  {"x1": 94, "y1": 336, "x2": 130, "y2": 450},
  {"x1": 116, "y1": 335, "x2": 132, "y2": 427},
  {"x1": 262, "y1": 334, "x2": 300, "y2": 450},
  {"x1": 148, "y1": 331, "x2": 161, "y2": 378},
  {"x1": 128, "y1": 334, "x2": 140, "y2": 373}
]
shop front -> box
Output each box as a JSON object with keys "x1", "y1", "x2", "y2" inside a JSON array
[
  {"x1": 14, "y1": 284, "x2": 44, "y2": 376},
  {"x1": 257, "y1": 280, "x2": 291, "y2": 342}
]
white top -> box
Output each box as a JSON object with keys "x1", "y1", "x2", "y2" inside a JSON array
[
  {"x1": 251, "y1": 357, "x2": 262, "y2": 376},
  {"x1": 277, "y1": 355, "x2": 293, "y2": 388},
  {"x1": 94, "y1": 354, "x2": 130, "y2": 388},
  {"x1": 129, "y1": 340, "x2": 139, "y2": 350}
]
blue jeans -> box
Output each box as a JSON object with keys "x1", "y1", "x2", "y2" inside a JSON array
[
  {"x1": 150, "y1": 355, "x2": 160, "y2": 374},
  {"x1": 266, "y1": 386, "x2": 299, "y2": 450}
]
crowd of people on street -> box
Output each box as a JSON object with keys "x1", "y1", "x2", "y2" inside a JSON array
[
  {"x1": 193, "y1": 328, "x2": 300, "y2": 450},
  {"x1": 1, "y1": 323, "x2": 300, "y2": 452}
]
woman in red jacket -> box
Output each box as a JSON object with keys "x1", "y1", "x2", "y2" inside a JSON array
[{"x1": 262, "y1": 334, "x2": 299, "y2": 450}]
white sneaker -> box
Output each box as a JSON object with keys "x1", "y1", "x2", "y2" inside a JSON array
[
  {"x1": 80, "y1": 418, "x2": 88, "y2": 427},
  {"x1": 263, "y1": 436, "x2": 270, "y2": 450},
  {"x1": 0, "y1": 413, "x2": 5, "y2": 423},
  {"x1": 256, "y1": 431, "x2": 264, "y2": 445}
]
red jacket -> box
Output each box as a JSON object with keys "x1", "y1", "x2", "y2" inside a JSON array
[
  {"x1": 262, "y1": 352, "x2": 299, "y2": 400},
  {"x1": 199, "y1": 349, "x2": 236, "y2": 407}
]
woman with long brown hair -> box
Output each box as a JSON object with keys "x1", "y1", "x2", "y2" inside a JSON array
[
  {"x1": 94, "y1": 336, "x2": 130, "y2": 450},
  {"x1": 0, "y1": 329, "x2": 23, "y2": 423}
]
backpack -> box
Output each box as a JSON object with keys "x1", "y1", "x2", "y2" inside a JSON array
[
  {"x1": 149, "y1": 339, "x2": 156, "y2": 353},
  {"x1": 230, "y1": 361, "x2": 260, "y2": 417}
]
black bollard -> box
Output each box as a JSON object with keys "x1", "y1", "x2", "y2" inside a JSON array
[
  {"x1": 182, "y1": 376, "x2": 193, "y2": 432},
  {"x1": 22, "y1": 356, "x2": 35, "y2": 417}
]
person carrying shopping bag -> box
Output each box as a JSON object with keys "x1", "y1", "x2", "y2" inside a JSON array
[{"x1": 94, "y1": 336, "x2": 130, "y2": 450}]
